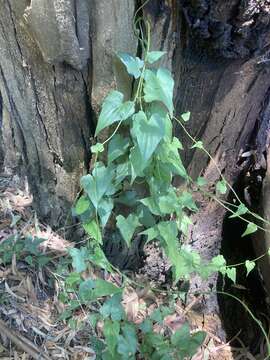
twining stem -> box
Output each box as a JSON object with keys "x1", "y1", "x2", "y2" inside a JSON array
[{"x1": 174, "y1": 115, "x2": 270, "y2": 227}]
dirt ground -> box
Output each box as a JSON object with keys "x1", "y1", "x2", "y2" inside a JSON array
[{"x1": 0, "y1": 174, "x2": 264, "y2": 360}]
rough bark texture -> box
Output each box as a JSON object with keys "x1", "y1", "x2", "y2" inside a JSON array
[
  {"x1": 0, "y1": 0, "x2": 138, "y2": 226},
  {"x1": 0, "y1": 0, "x2": 92, "y2": 226},
  {"x1": 139, "y1": 0, "x2": 270, "y2": 340},
  {"x1": 1, "y1": 0, "x2": 270, "y2": 342}
]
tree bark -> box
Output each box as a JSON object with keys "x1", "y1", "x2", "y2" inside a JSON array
[{"x1": 1, "y1": 0, "x2": 270, "y2": 342}]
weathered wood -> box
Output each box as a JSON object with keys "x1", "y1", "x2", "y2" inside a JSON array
[{"x1": 1, "y1": 0, "x2": 270, "y2": 344}]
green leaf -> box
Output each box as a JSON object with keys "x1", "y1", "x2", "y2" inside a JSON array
[
  {"x1": 242, "y1": 222, "x2": 258, "y2": 237},
  {"x1": 245, "y1": 260, "x2": 256, "y2": 276},
  {"x1": 24, "y1": 236, "x2": 44, "y2": 255},
  {"x1": 103, "y1": 320, "x2": 120, "y2": 356},
  {"x1": 140, "y1": 196, "x2": 162, "y2": 216},
  {"x1": 191, "y1": 141, "x2": 204, "y2": 149},
  {"x1": 108, "y1": 134, "x2": 129, "y2": 163},
  {"x1": 144, "y1": 68, "x2": 174, "y2": 115},
  {"x1": 79, "y1": 279, "x2": 121, "y2": 302},
  {"x1": 132, "y1": 111, "x2": 165, "y2": 162},
  {"x1": 116, "y1": 214, "x2": 140, "y2": 246},
  {"x1": 89, "y1": 246, "x2": 112, "y2": 271},
  {"x1": 171, "y1": 323, "x2": 190, "y2": 347},
  {"x1": 196, "y1": 177, "x2": 208, "y2": 187},
  {"x1": 171, "y1": 136, "x2": 183, "y2": 150},
  {"x1": 157, "y1": 139, "x2": 188, "y2": 179},
  {"x1": 118, "y1": 52, "x2": 144, "y2": 79},
  {"x1": 146, "y1": 51, "x2": 166, "y2": 64},
  {"x1": 10, "y1": 214, "x2": 21, "y2": 227},
  {"x1": 139, "y1": 319, "x2": 153, "y2": 333},
  {"x1": 98, "y1": 197, "x2": 114, "y2": 228},
  {"x1": 158, "y1": 221, "x2": 179, "y2": 264},
  {"x1": 115, "y1": 162, "x2": 130, "y2": 185},
  {"x1": 149, "y1": 102, "x2": 172, "y2": 141},
  {"x1": 95, "y1": 91, "x2": 135, "y2": 135},
  {"x1": 116, "y1": 191, "x2": 138, "y2": 207},
  {"x1": 117, "y1": 323, "x2": 137, "y2": 357},
  {"x1": 229, "y1": 203, "x2": 248, "y2": 218},
  {"x1": 200, "y1": 254, "x2": 227, "y2": 279},
  {"x1": 179, "y1": 214, "x2": 192, "y2": 236},
  {"x1": 178, "y1": 191, "x2": 198, "y2": 212},
  {"x1": 129, "y1": 145, "x2": 147, "y2": 183},
  {"x1": 150, "y1": 308, "x2": 163, "y2": 324},
  {"x1": 83, "y1": 220, "x2": 102, "y2": 244},
  {"x1": 171, "y1": 323, "x2": 206, "y2": 358},
  {"x1": 226, "y1": 267, "x2": 236, "y2": 283},
  {"x1": 91, "y1": 143, "x2": 104, "y2": 154},
  {"x1": 158, "y1": 188, "x2": 180, "y2": 214},
  {"x1": 181, "y1": 111, "x2": 191, "y2": 122},
  {"x1": 216, "y1": 180, "x2": 227, "y2": 195},
  {"x1": 69, "y1": 247, "x2": 88, "y2": 273},
  {"x1": 211, "y1": 255, "x2": 227, "y2": 274},
  {"x1": 137, "y1": 205, "x2": 156, "y2": 228},
  {"x1": 65, "y1": 272, "x2": 82, "y2": 288},
  {"x1": 140, "y1": 226, "x2": 159, "y2": 243},
  {"x1": 100, "y1": 294, "x2": 125, "y2": 321},
  {"x1": 80, "y1": 163, "x2": 114, "y2": 209},
  {"x1": 75, "y1": 196, "x2": 92, "y2": 215},
  {"x1": 174, "y1": 247, "x2": 201, "y2": 281}
]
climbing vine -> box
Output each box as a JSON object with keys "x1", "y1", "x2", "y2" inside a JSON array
[{"x1": 65, "y1": 21, "x2": 270, "y2": 359}]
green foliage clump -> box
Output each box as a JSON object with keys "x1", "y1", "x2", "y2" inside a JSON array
[{"x1": 67, "y1": 24, "x2": 270, "y2": 360}]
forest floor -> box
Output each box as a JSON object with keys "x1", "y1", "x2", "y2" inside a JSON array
[{"x1": 0, "y1": 174, "x2": 265, "y2": 359}]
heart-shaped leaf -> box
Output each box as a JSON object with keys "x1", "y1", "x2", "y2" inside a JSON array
[
  {"x1": 144, "y1": 68, "x2": 174, "y2": 115},
  {"x1": 116, "y1": 214, "x2": 140, "y2": 246},
  {"x1": 95, "y1": 91, "x2": 135, "y2": 135},
  {"x1": 132, "y1": 111, "x2": 165, "y2": 162}
]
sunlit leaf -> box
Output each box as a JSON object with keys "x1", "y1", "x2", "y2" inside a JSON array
[
  {"x1": 95, "y1": 91, "x2": 135, "y2": 135},
  {"x1": 146, "y1": 51, "x2": 166, "y2": 64},
  {"x1": 132, "y1": 111, "x2": 165, "y2": 162},
  {"x1": 91, "y1": 143, "x2": 104, "y2": 154},
  {"x1": 140, "y1": 226, "x2": 159, "y2": 243},
  {"x1": 242, "y1": 222, "x2": 258, "y2": 237},
  {"x1": 144, "y1": 68, "x2": 174, "y2": 115},
  {"x1": 226, "y1": 267, "x2": 236, "y2": 283},
  {"x1": 229, "y1": 203, "x2": 248, "y2": 218},
  {"x1": 179, "y1": 214, "x2": 193, "y2": 236},
  {"x1": 181, "y1": 112, "x2": 191, "y2": 122},
  {"x1": 80, "y1": 163, "x2": 114, "y2": 209},
  {"x1": 118, "y1": 52, "x2": 144, "y2": 79},
  {"x1": 216, "y1": 180, "x2": 227, "y2": 195},
  {"x1": 191, "y1": 141, "x2": 204, "y2": 149},
  {"x1": 83, "y1": 220, "x2": 102, "y2": 244},
  {"x1": 196, "y1": 177, "x2": 207, "y2": 187},
  {"x1": 245, "y1": 260, "x2": 256, "y2": 276}
]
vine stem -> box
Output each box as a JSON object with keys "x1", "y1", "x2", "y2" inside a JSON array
[
  {"x1": 173, "y1": 115, "x2": 270, "y2": 227},
  {"x1": 173, "y1": 115, "x2": 242, "y2": 202}
]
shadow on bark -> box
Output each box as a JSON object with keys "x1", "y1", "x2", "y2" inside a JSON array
[{"x1": 218, "y1": 176, "x2": 269, "y2": 356}]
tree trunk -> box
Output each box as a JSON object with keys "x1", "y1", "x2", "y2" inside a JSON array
[{"x1": 1, "y1": 0, "x2": 270, "y2": 342}]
